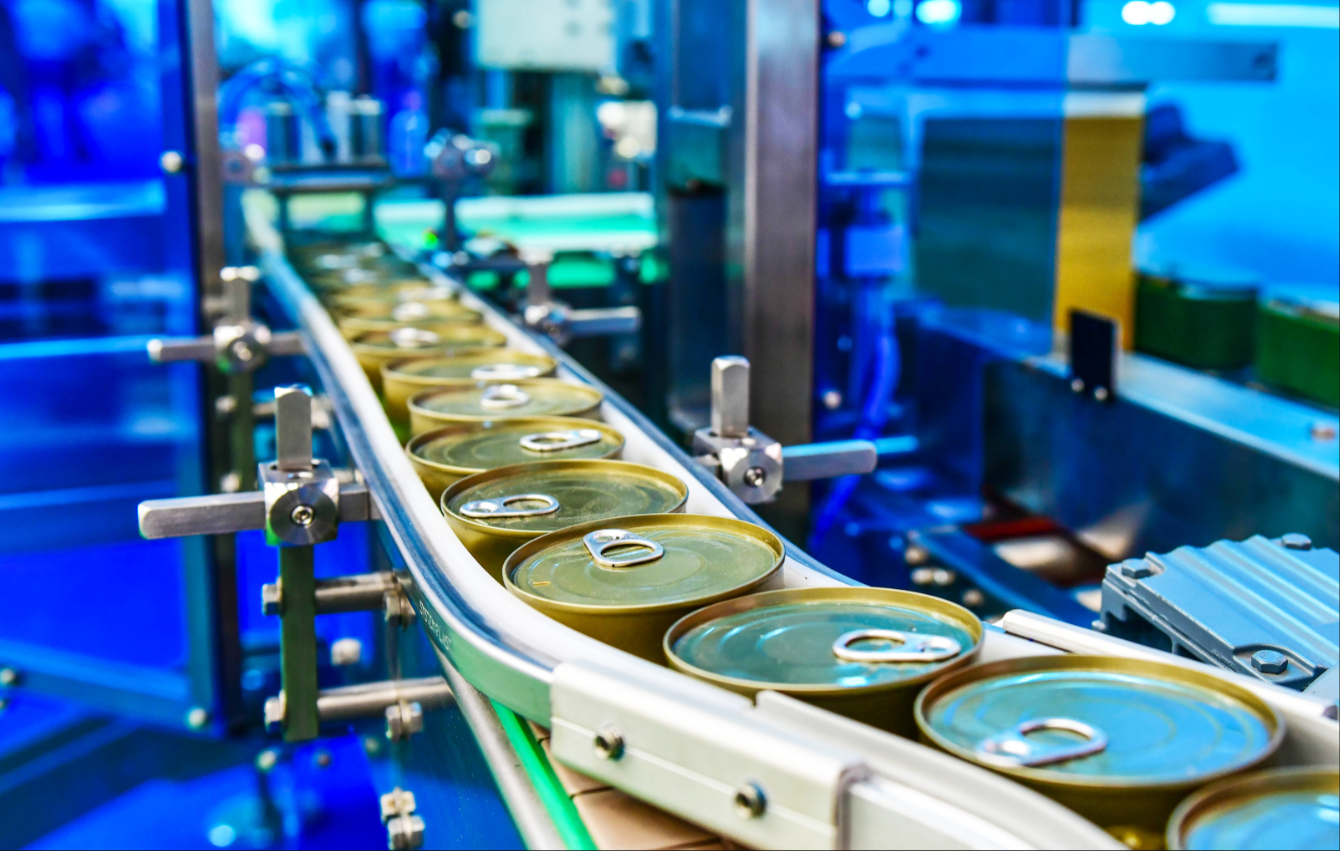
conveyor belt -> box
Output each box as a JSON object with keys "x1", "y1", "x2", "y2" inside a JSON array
[{"x1": 243, "y1": 195, "x2": 1336, "y2": 850}]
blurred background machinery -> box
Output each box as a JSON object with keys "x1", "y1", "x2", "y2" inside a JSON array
[{"x1": 0, "y1": 0, "x2": 1336, "y2": 846}]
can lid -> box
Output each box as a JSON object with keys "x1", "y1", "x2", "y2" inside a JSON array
[
  {"x1": 444, "y1": 461, "x2": 687, "y2": 536},
  {"x1": 352, "y1": 325, "x2": 507, "y2": 352},
  {"x1": 1169, "y1": 768, "x2": 1339, "y2": 851},
  {"x1": 408, "y1": 418, "x2": 623, "y2": 473},
  {"x1": 506, "y1": 514, "x2": 783, "y2": 611},
  {"x1": 668, "y1": 588, "x2": 980, "y2": 693},
  {"x1": 918, "y1": 656, "x2": 1279, "y2": 786},
  {"x1": 410, "y1": 379, "x2": 602, "y2": 420},
  {"x1": 388, "y1": 350, "x2": 556, "y2": 383}
]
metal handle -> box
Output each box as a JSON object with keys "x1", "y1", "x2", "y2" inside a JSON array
[
  {"x1": 974, "y1": 718, "x2": 1109, "y2": 768},
  {"x1": 473, "y1": 363, "x2": 544, "y2": 381},
  {"x1": 519, "y1": 429, "x2": 603, "y2": 453},
  {"x1": 831, "y1": 629, "x2": 962, "y2": 663},
  {"x1": 389, "y1": 327, "x2": 442, "y2": 348},
  {"x1": 583, "y1": 529, "x2": 664, "y2": 568},
  {"x1": 781, "y1": 440, "x2": 878, "y2": 482},
  {"x1": 480, "y1": 384, "x2": 531, "y2": 409},
  {"x1": 139, "y1": 481, "x2": 378, "y2": 539},
  {"x1": 460, "y1": 493, "x2": 560, "y2": 519}
]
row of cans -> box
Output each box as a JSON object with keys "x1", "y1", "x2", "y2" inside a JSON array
[{"x1": 293, "y1": 240, "x2": 1336, "y2": 851}]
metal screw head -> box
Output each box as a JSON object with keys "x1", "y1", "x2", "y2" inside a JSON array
[
  {"x1": 904, "y1": 545, "x2": 930, "y2": 566},
  {"x1": 1071, "y1": 378, "x2": 1085, "y2": 393},
  {"x1": 220, "y1": 471, "x2": 242, "y2": 493},
  {"x1": 932, "y1": 568, "x2": 956, "y2": 587},
  {"x1": 1280, "y1": 533, "x2": 1313, "y2": 551},
  {"x1": 961, "y1": 588, "x2": 985, "y2": 608},
  {"x1": 733, "y1": 781, "x2": 767, "y2": 819},
  {"x1": 593, "y1": 725, "x2": 624, "y2": 760},
  {"x1": 331, "y1": 638, "x2": 363, "y2": 667},
  {"x1": 1093, "y1": 386, "x2": 1110, "y2": 402},
  {"x1": 290, "y1": 504, "x2": 316, "y2": 527},
  {"x1": 185, "y1": 706, "x2": 210, "y2": 730},
  {"x1": 0, "y1": 667, "x2": 18, "y2": 687},
  {"x1": 160, "y1": 150, "x2": 184, "y2": 173},
  {"x1": 313, "y1": 750, "x2": 333, "y2": 769},
  {"x1": 822, "y1": 389, "x2": 843, "y2": 410},
  {"x1": 743, "y1": 466, "x2": 767, "y2": 488},
  {"x1": 261, "y1": 583, "x2": 281, "y2": 616},
  {"x1": 1251, "y1": 649, "x2": 1289, "y2": 675},
  {"x1": 255, "y1": 748, "x2": 280, "y2": 773}
]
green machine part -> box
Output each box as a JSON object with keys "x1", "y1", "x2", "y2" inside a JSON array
[
  {"x1": 1134, "y1": 272, "x2": 1259, "y2": 371},
  {"x1": 1256, "y1": 299, "x2": 1340, "y2": 408}
]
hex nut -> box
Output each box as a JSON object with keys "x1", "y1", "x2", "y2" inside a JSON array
[
  {"x1": 733, "y1": 781, "x2": 767, "y2": 819},
  {"x1": 330, "y1": 638, "x2": 363, "y2": 667},
  {"x1": 1251, "y1": 649, "x2": 1289, "y2": 675},
  {"x1": 387, "y1": 814, "x2": 425, "y2": 850},
  {"x1": 593, "y1": 725, "x2": 624, "y2": 761},
  {"x1": 185, "y1": 706, "x2": 210, "y2": 730},
  {"x1": 1280, "y1": 533, "x2": 1313, "y2": 551},
  {"x1": 0, "y1": 667, "x2": 18, "y2": 687}
]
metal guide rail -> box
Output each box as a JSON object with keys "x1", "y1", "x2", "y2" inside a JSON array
[{"x1": 241, "y1": 202, "x2": 1337, "y2": 850}]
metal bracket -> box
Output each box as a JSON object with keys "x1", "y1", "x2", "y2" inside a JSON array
[
  {"x1": 520, "y1": 251, "x2": 642, "y2": 346},
  {"x1": 427, "y1": 131, "x2": 499, "y2": 253},
  {"x1": 550, "y1": 660, "x2": 867, "y2": 850},
  {"x1": 262, "y1": 571, "x2": 400, "y2": 617},
  {"x1": 380, "y1": 786, "x2": 426, "y2": 850},
  {"x1": 148, "y1": 269, "x2": 304, "y2": 374},
  {"x1": 263, "y1": 677, "x2": 452, "y2": 731},
  {"x1": 693, "y1": 357, "x2": 880, "y2": 503}
]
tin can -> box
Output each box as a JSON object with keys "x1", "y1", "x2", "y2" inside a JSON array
[
  {"x1": 382, "y1": 351, "x2": 558, "y2": 425},
  {"x1": 665, "y1": 587, "x2": 982, "y2": 736},
  {"x1": 338, "y1": 314, "x2": 496, "y2": 341},
  {"x1": 335, "y1": 299, "x2": 482, "y2": 327},
  {"x1": 442, "y1": 460, "x2": 689, "y2": 581},
  {"x1": 407, "y1": 417, "x2": 624, "y2": 500},
  {"x1": 1167, "y1": 767, "x2": 1338, "y2": 851},
  {"x1": 915, "y1": 655, "x2": 1284, "y2": 838},
  {"x1": 323, "y1": 282, "x2": 459, "y2": 308},
  {"x1": 503, "y1": 514, "x2": 785, "y2": 663},
  {"x1": 350, "y1": 327, "x2": 507, "y2": 390},
  {"x1": 408, "y1": 379, "x2": 602, "y2": 435}
]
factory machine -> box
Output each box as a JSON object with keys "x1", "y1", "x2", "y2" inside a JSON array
[{"x1": 1, "y1": 0, "x2": 1337, "y2": 848}]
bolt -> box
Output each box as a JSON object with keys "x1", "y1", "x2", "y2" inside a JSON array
[
  {"x1": 1280, "y1": 533, "x2": 1313, "y2": 551},
  {"x1": 220, "y1": 471, "x2": 242, "y2": 493},
  {"x1": 385, "y1": 701, "x2": 423, "y2": 741},
  {"x1": 743, "y1": 466, "x2": 767, "y2": 488},
  {"x1": 822, "y1": 389, "x2": 843, "y2": 410},
  {"x1": 290, "y1": 504, "x2": 315, "y2": 527},
  {"x1": 160, "y1": 150, "x2": 184, "y2": 173},
  {"x1": 733, "y1": 781, "x2": 767, "y2": 819},
  {"x1": 826, "y1": 30, "x2": 847, "y2": 49},
  {"x1": 387, "y1": 814, "x2": 425, "y2": 850},
  {"x1": 593, "y1": 725, "x2": 624, "y2": 760},
  {"x1": 1093, "y1": 386, "x2": 1110, "y2": 402},
  {"x1": 904, "y1": 545, "x2": 930, "y2": 566},
  {"x1": 932, "y1": 568, "x2": 956, "y2": 587},
  {"x1": 1311, "y1": 421, "x2": 1337, "y2": 442},
  {"x1": 962, "y1": 588, "x2": 985, "y2": 608},
  {"x1": 255, "y1": 748, "x2": 280, "y2": 772},
  {"x1": 0, "y1": 668, "x2": 17, "y2": 687},
  {"x1": 261, "y1": 583, "x2": 281, "y2": 616},
  {"x1": 313, "y1": 750, "x2": 332, "y2": 769},
  {"x1": 185, "y1": 706, "x2": 210, "y2": 730},
  {"x1": 1071, "y1": 378, "x2": 1085, "y2": 393},
  {"x1": 331, "y1": 638, "x2": 363, "y2": 667},
  {"x1": 1251, "y1": 649, "x2": 1289, "y2": 675},
  {"x1": 910, "y1": 567, "x2": 935, "y2": 586}
]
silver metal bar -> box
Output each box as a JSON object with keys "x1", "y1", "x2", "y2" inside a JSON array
[
  {"x1": 314, "y1": 572, "x2": 398, "y2": 614},
  {"x1": 564, "y1": 306, "x2": 641, "y2": 338},
  {"x1": 316, "y1": 676, "x2": 453, "y2": 722},
  {"x1": 148, "y1": 337, "x2": 215, "y2": 363},
  {"x1": 435, "y1": 649, "x2": 566, "y2": 851},
  {"x1": 711, "y1": 355, "x2": 750, "y2": 438},
  {"x1": 139, "y1": 482, "x2": 378, "y2": 538},
  {"x1": 267, "y1": 331, "x2": 307, "y2": 357},
  {"x1": 782, "y1": 440, "x2": 878, "y2": 482},
  {"x1": 274, "y1": 386, "x2": 313, "y2": 472}
]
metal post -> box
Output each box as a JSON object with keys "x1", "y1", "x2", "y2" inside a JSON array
[{"x1": 274, "y1": 386, "x2": 320, "y2": 742}]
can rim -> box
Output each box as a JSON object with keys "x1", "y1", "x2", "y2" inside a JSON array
[
  {"x1": 914, "y1": 654, "x2": 1286, "y2": 791},
  {"x1": 408, "y1": 379, "x2": 604, "y2": 425},
  {"x1": 1165, "y1": 765, "x2": 1339, "y2": 850},
  {"x1": 664, "y1": 586, "x2": 983, "y2": 694},
  {"x1": 383, "y1": 350, "x2": 558, "y2": 388},
  {"x1": 503, "y1": 513, "x2": 784, "y2": 615},
  {"x1": 441, "y1": 459, "x2": 689, "y2": 540},
  {"x1": 405, "y1": 417, "x2": 625, "y2": 477}
]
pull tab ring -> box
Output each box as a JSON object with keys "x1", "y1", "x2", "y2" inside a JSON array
[
  {"x1": 480, "y1": 383, "x2": 531, "y2": 409},
  {"x1": 583, "y1": 529, "x2": 664, "y2": 568},
  {"x1": 473, "y1": 363, "x2": 543, "y2": 381},
  {"x1": 391, "y1": 302, "x2": 432, "y2": 322},
  {"x1": 975, "y1": 718, "x2": 1108, "y2": 768},
  {"x1": 831, "y1": 629, "x2": 962, "y2": 663},
  {"x1": 519, "y1": 429, "x2": 603, "y2": 453},
  {"x1": 389, "y1": 327, "x2": 441, "y2": 348},
  {"x1": 460, "y1": 493, "x2": 560, "y2": 519}
]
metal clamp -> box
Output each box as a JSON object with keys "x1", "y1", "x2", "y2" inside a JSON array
[
  {"x1": 974, "y1": 718, "x2": 1109, "y2": 768},
  {"x1": 427, "y1": 131, "x2": 500, "y2": 253},
  {"x1": 831, "y1": 630, "x2": 962, "y2": 663},
  {"x1": 693, "y1": 356, "x2": 879, "y2": 503},
  {"x1": 460, "y1": 493, "x2": 560, "y2": 519},
  {"x1": 479, "y1": 383, "x2": 531, "y2": 409},
  {"x1": 583, "y1": 529, "x2": 665, "y2": 568},
  {"x1": 520, "y1": 252, "x2": 642, "y2": 346},
  {"x1": 519, "y1": 428, "x2": 603, "y2": 453},
  {"x1": 148, "y1": 269, "x2": 305, "y2": 374}
]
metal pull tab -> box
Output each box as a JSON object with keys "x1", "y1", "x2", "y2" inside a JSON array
[
  {"x1": 472, "y1": 363, "x2": 544, "y2": 381},
  {"x1": 519, "y1": 429, "x2": 603, "y2": 453},
  {"x1": 460, "y1": 493, "x2": 560, "y2": 519},
  {"x1": 391, "y1": 302, "x2": 433, "y2": 322},
  {"x1": 831, "y1": 629, "x2": 962, "y2": 663},
  {"x1": 480, "y1": 384, "x2": 531, "y2": 409},
  {"x1": 974, "y1": 718, "x2": 1109, "y2": 768},
  {"x1": 390, "y1": 327, "x2": 441, "y2": 348},
  {"x1": 584, "y1": 529, "x2": 665, "y2": 568}
]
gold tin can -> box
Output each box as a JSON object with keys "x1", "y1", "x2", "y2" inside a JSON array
[
  {"x1": 406, "y1": 417, "x2": 624, "y2": 500},
  {"x1": 503, "y1": 514, "x2": 785, "y2": 663},
  {"x1": 382, "y1": 351, "x2": 558, "y2": 425},
  {"x1": 915, "y1": 655, "x2": 1284, "y2": 839},
  {"x1": 334, "y1": 298, "x2": 481, "y2": 326},
  {"x1": 322, "y1": 282, "x2": 459, "y2": 308},
  {"x1": 338, "y1": 314, "x2": 496, "y2": 341},
  {"x1": 1167, "y1": 767, "x2": 1338, "y2": 851},
  {"x1": 441, "y1": 460, "x2": 688, "y2": 581},
  {"x1": 306, "y1": 266, "x2": 423, "y2": 290},
  {"x1": 408, "y1": 379, "x2": 602, "y2": 435},
  {"x1": 665, "y1": 587, "x2": 982, "y2": 736},
  {"x1": 350, "y1": 327, "x2": 507, "y2": 390}
]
